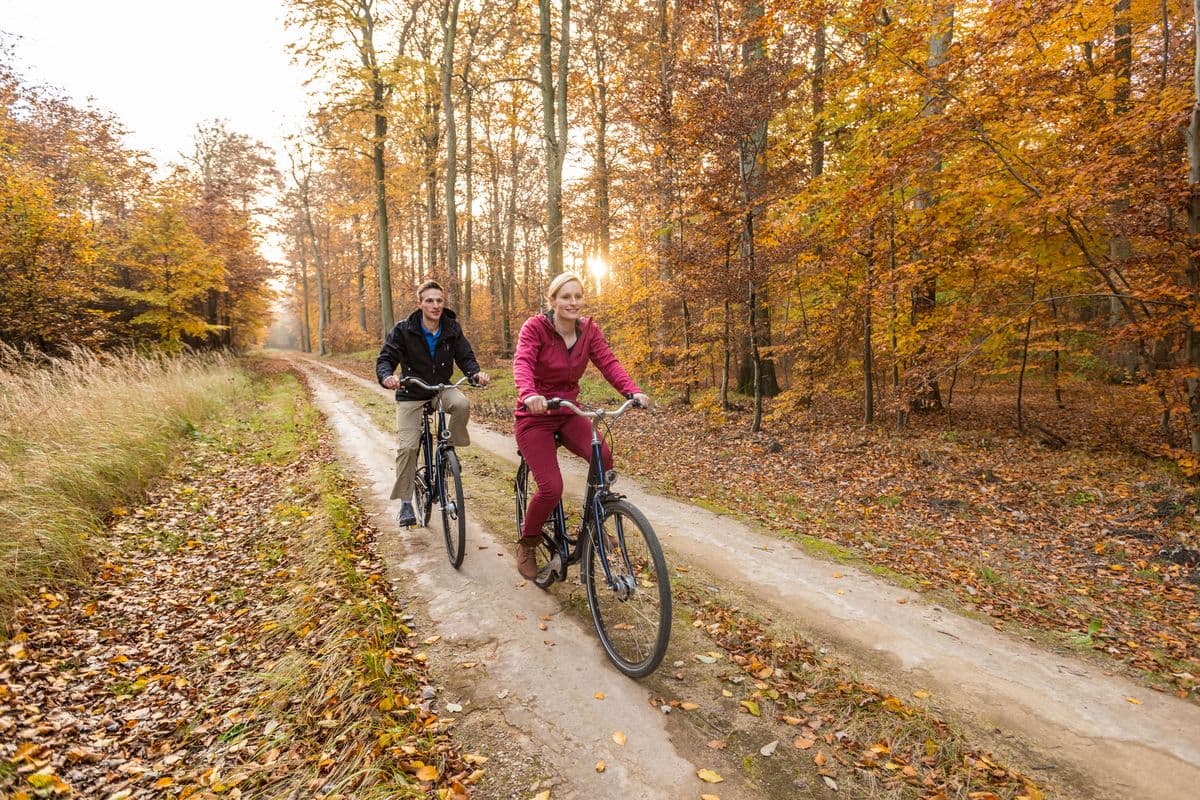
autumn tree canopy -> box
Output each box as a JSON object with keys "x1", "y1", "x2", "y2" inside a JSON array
[{"x1": 0, "y1": 59, "x2": 277, "y2": 352}]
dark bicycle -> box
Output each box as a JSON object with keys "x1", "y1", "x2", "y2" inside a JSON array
[
  {"x1": 400, "y1": 375, "x2": 476, "y2": 568},
  {"x1": 514, "y1": 397, "x2": 671, "y2": 678}
]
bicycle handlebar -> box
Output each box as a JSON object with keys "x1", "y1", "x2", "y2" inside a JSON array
[
  {"x1": 398, "y1": 374, "x2": 477, "y2": 392},
  {"x1": 546, "y1": 396, "x2": 644, "y2": 420}
]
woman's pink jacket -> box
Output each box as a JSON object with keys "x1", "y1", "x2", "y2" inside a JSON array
[{"x1": 512, "y1": 313, "x2": 641, "y2": 417}]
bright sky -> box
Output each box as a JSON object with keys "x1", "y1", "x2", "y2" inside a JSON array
[{"x1": 0, "y1": 0, "x2": 312, "y2": 167}]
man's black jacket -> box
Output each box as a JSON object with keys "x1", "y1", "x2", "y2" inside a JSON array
[{"x1": 375, "y1": 308, "x2": 481, "y2": 401}]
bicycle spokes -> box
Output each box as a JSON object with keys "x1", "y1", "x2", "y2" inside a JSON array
[{"x1": 584, "y1": 500, "x2": 671, "y2": 678}]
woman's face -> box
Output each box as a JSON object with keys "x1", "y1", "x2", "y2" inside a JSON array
[{"x1": 552, "y1": 280, "x2": 584, "y2": 322}]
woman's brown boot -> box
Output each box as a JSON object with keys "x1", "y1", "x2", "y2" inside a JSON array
[{"x1": 516, "y1": 537, "x2": 539, "y2": 580}]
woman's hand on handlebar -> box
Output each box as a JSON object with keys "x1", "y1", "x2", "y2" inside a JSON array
[
  {"x1": 633, "y1": 392, "x2": 651, "y2": 409},
  {"x1": 524, "y1": 394, "x2": 548, "y2": 414}
]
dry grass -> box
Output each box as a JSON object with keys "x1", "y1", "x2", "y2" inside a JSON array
[{"x1": 0, "y1": 345, "x2": 243, "y2": 629}]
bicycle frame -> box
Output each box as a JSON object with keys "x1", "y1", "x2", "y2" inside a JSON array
[
  {"x1": 547, "y1": 398, "x2": 641, "y2": 591},
  {"x1": 403, "y1": 374, "x2": 474, "y2": 512},
  {"x1": 417, "y1": 402, "x2": 452, "y2": 505}
]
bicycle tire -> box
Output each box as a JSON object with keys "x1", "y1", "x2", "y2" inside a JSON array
[
  {"x1": 441, "y1": 450, "x2": 466, "y2": 569},
  {"x1": 514, "y1": 460, "x2": 559, "y2": 588},
  {"x1": 413, "y1": 464, "x2": 431, "y2": 528},
  {"x1": 583, "y1": 499, "x2": 672, "y2": 678}
]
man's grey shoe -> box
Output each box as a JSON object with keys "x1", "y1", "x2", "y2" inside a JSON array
[{"x1": 396, "y1": 501, "x2": 417, "y2": 528}]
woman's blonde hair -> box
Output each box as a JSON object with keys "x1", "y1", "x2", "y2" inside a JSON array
[{"x1": 545, "y1": 271, "x2": 585, "y2": 306}]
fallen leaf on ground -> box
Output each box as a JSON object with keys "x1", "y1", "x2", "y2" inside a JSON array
[
  {"x1": 612, "y1": 731, "x2": 627, "y2": 746},
  {"x1": 595, "y1": 760, "x2": 606, "y2": 773},
  {"x1": 697, "y1": 769, "x2": 724, "y2": 783}
]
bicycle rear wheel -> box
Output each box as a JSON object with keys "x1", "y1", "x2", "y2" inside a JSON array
[
  {"x1": 514, "y1": 460, "x2": 559, "y2": 588},
  {"x1": 440, "y1": 450, "x2": 466, "y2": 568},
  {"x1": 583, "y1": 499, "x2": 671, "y2": 678}
]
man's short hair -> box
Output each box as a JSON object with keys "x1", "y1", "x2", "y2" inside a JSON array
[{"x1": 417, "y1": 280, "x2": 444, "y2": 300}]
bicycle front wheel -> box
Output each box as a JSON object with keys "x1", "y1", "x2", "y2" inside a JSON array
[
  {"x1": 583, "y1": 499, "x2": 671, "y2": 678},
  {"x1": 440, "y1": 450, "x2": 466, "y2": 568}
]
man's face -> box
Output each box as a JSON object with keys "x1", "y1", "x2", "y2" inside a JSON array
[{"x1": 420, "y1": 289, "x2": 445, "y2": 325}]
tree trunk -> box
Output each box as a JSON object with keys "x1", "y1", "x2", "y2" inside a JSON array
[
  {"x1": 352, "y1": 214, "x2": 368, "y2": 334},
  {"x1": 442, "y1": 0, "x2": 461, "y2": 309},
  {"x1": 1109, "y1": 0, "x2": 1133, "y2": 323},
  {"x1": 1017, "y1": 266, "x2": 1040, "y2": 431},
  {"x1": 463, "y1": 70, "x2": 474, "y2": 320},
  {"x1": 889, "y1": 198, "x2": 905, "y2": 428},
  {"x1": 501, "y1": 101, "x2": 520, "y2": 355},
  {"x1": 909, "y1": 2, "x2": 954, "y2": 412},
  {"x1": 587, "y1": 0, "x2": 613, "y2": 262},
  {"x1": 357, "y1": 4, "x2": 394, "y2": 332},
  {"x1": 539, "y1": 0, "x2": 570, "y2": 276},
  {"x1": 297, "y1": 237, "x2": 312, "y2": 353},
  {"x1": 721, "y1": 297, "x2": 732, "y2": 410},
  {"x1": 425, "y1": 75, "x2": 441, "y2": 280},
  {"x1": 811, "y1": 20, "x2": 825, "y2": 180},
  {"x1": 1185, "y1": 0, "x2": 1200, "y2": 454},
  {"x1": 304, "y1": 208, "x2": 328, "y2": 357},
  {"x1": 864, "y1": 227, "x2": 875, "y2": 425}
]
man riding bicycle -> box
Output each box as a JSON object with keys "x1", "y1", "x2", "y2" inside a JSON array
[{"x1": 377, "y1": 280, "x2": 490, "y2": 528}]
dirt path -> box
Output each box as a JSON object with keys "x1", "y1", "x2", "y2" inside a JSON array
[{"x1": 299, "y1": 357, "x2": 1200, "y2": 800}]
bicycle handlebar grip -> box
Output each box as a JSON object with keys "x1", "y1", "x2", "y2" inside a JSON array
[{"x1": 547, "y1": 398, "x2": 563, "y2": 410}]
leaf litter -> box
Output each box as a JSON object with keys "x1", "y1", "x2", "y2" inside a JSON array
[{"x1": 0, "y1": 369, "x2": 473, "y2": 798}]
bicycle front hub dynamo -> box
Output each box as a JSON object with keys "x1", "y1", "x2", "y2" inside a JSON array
[{"x1": 613, "y1": 573, "x2": 636, "y2": 601}]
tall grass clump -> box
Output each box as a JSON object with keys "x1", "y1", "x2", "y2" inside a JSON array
[{"x1": 0, "y1": 345, "x2": 244, "y2": 629}]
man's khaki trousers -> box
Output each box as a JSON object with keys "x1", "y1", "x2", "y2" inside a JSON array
[{"x1": 391, "y1": 388, "x2": 471, "y2": 501}]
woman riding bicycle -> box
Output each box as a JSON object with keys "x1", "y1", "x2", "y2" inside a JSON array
[{"x1": 512, "y1": 272, "x2": 650, "y2": 580}]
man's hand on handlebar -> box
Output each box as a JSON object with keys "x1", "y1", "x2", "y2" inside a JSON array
[
  {"x1": 382, "y1": 375, "x2": 400, "y2": 390},
  {"x1": 471, "y1": 371, "x2": 491, "y2": 387}
]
